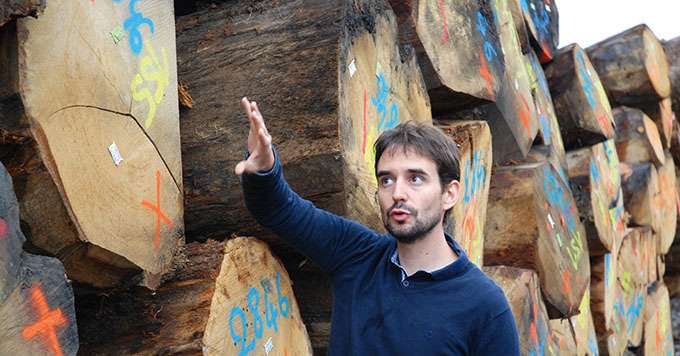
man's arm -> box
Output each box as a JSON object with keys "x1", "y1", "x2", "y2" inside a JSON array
[
  {"x1": 236, "y1": 98, "x2": 382, "y2": 273},
  {"x1": 471, "y1": 308, "x2": 520, "y2": 355}
]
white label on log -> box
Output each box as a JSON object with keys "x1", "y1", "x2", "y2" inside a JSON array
[
  {"x1": 348, "y1": 59, "x2": 357, "y2": 78},
  {"x1": 264, "y1": 337, "x2": 274, "y2": 354},
  {"x1": 108, "y1": 142, "x2": 124, "y2": 166}
]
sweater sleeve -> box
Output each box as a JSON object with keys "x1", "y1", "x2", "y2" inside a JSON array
[
  {"x1": 471, "y1": 308, "x2": 520, "y2": 356},
  {"x1": 240, "y1": 147, "x2": 382, "y2": 273}
]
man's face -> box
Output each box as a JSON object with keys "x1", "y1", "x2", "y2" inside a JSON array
[{"x1": 376, "y1": 147, "x2": 459, "y2": 244}]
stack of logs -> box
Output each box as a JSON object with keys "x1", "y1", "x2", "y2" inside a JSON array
[{"x1": 0, "y1": 0, "x2": 679, "y2": 355}]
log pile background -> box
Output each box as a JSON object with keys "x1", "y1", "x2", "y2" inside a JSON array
[{"x1": 1, "y1": 0, "x2": 679, "y2": 355}]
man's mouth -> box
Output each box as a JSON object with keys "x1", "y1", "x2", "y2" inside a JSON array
[{"x1": 389, "y1": 208, "x2": 411, "y2": 223}]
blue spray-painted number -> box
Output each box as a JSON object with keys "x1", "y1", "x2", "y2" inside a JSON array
[
  {"x1": 228, "y1": 272, "x2": 290, "y2": 355},
  {"x1": 371, "y1": 72, "x2": 399, "y2": 131},
  {"x1": 113, "y1": 0, "x2": 155, "y2": 56}
]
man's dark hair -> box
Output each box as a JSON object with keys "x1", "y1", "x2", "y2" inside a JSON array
[{"x1": 373, "y1": 121, "x2": 461, "y2": 220}]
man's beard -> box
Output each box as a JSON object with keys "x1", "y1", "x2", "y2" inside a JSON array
[{"x1": 383, "y1": 202, "x2": 441, "y2": 244}]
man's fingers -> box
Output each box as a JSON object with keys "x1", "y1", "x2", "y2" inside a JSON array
[
  {"x1": 258, "y1": 128, "x2": 272, "y2": 147},
  {"x1": 241, "y1": 97, "x2": 252, "y2": 117},
  {"x1": 250, "y1": 101, "x2": 268, "y2": 135}
]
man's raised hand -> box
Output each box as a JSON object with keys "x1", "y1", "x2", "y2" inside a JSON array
[{"x1": 235, "y1": 97, "x2": 275, "y2": 176}]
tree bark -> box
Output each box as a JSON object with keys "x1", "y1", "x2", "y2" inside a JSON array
[
  {"x1": 566, "y1": 140, "x2": 627, "y2": 255},
  {"x1": 587, "y1": 24, "x2": 671, "y2": 106},
  {"x1": 76, "y1": 237, "x2": 311, "y2": 356},
  {"x1": 613, "y1": 107, "x2": 665, "y2": 166},
  {"x1": 485, "y1": 159, "x2": 590, "y2": 317},
  {"x1": 176, "y1": 0, "x2": 432, "y2": 248},
  {"x1": 544, "y1": 44, "x2": 615, "y2": 150},
  {"x1": 483, "y1": 266, "x2": 556, "y2": 355},
  {"x1": 0, "y1": 163, "x2": 79, "y2": 356},
  {"x1": 387, "y1": 0, "x2": 505, "y2": 112},
  {"x1": 436, "y1": 120, "x2": 491, "y2": 267},
  {"x1": 0, "y1": 0, "x2": 184, "y2": 288},
  {"x1": 0, "y1": 0, "x2": 44, "y2": 27},
  {"x1": 664, "y1": 36, "x2": 680, "y2": 121}
]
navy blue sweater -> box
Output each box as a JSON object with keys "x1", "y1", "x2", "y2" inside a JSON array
[{"x1": 242, "y1": 150, "x2": 520, "y2": 355}]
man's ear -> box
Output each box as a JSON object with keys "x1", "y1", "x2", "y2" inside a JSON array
[{"x1": 443, "y1": 180, "x2": 460, "y2": 211}]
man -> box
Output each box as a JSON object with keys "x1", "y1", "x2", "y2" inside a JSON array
[{"x1": 236, "y1": 97, "x2": 520, "y2": 355}]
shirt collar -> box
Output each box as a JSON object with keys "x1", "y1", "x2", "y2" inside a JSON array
[{"x1": 389, "y1": 233, "x2": 471, "y2": 281}]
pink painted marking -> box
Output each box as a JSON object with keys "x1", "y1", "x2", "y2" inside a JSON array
[
  {"x1": 437, "y1": 0, "x2": 449, "y2": 43},
  {"x1": 0, "y1": 218, "x2": 6, "y2": 239},
  {"x1": 362, "y1": 89, "x2": 368, "y2": 155}
]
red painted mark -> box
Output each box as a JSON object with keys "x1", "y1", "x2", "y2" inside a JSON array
[
  {"x1": 655, "y1": 310, "x2": 661, "y2": 350},
  {"x1": 479, "y1": 50, "x2": 495, "y2": 99},
  {"x1": 22, "y1": 284, "x2": 66, "y2": 356},
  {"x1": 596, "y1": 113, "x2": 613, "y2": 138},
  {"x1": 0, "y1": 218, "x2": 7, "y2": 239},
  {"x1": 517, "y1": 95, "x2": 532, "y2": 136},
  {"x1": 141, "y1": 170, "x2": 173, "y2": 249},
  {"x1": 675, "y1": 192, "x2": 680, "y2": 218},
  {"x1": 562, "y1": 271, "x2": 572, "y2": 295},
  {"x1": 285, "y1": 349, "x2": 288, "y2": 356},
  {"x1": 538, "y1": 41, "x2": 553, "y2": 63},
  {"x1": 362, "y1": 89, "x2": 368, "y2": 155},
  {"x1": 437, "y1": 0, "x2": 449, "y2": 43}
]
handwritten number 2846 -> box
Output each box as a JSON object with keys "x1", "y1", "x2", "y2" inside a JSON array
[{"x1": 229, "y1": 272, "x2": 290, "y2": 356}]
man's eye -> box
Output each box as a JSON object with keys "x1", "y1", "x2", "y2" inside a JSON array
[
  {"x1": 411, "y1": 175, "x2": 424, "y2": 184},
  {"x1": 380, "y1": 177, "x2": 394, "y2": 186}
]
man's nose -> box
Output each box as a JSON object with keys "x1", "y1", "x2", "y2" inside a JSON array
[{"x1": 392, "y1": 179, "x2": 408, "y2": 202}]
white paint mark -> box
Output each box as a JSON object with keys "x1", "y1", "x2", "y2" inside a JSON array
[
  {"x1": 348, "y1": 59, "x2": 357, "y2": 78},
  {"x1": 108, "y1": 142, "x2": 123, "y2": 166},
  {"x1": 547, "y1": 213, "x2": 555, "y2": 227},
  {"x1": 545, "y1": 4, "x2": 552, "y2": 13},
  {"x1": 264, "y1": 337, "x2": 274, "y2": 354},
  {"x1": 514, "y1": 80, "x2": 519, "y2": 90},
  {"x1": 530, "y1": 3, "x2": 536, "y2": 11}
]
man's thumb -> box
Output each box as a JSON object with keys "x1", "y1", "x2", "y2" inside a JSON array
[{"x1": 234, "y1": 160, "x2": 247, "y2": 176}]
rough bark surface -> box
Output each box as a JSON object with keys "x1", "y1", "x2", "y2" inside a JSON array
[{"x1": 0, "y1": 0, "x2": 44, "y2": 27}]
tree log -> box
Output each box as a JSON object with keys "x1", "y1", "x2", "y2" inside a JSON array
[
  {"x1": 655, "y1": 151, "x2": 678, "y2": 254},
  {"x1": 483, "y1": 266, "x2": 556, "y2": 355},
  {"x1": 516, "y1": 0, "x2": 559, "y2": 63},
  {"x1": 641, "y1": 282, "x2": 674, "y2": 356},
  {"x1": 613, "y1": 107, "x2": 665, "y2": 166},
  {"x1": 566, "y1": 140, "x2": 626, "y2": 254},
  {"x1": 77, "y1": 238, "x2": 311, "y2": 356},
  {"x1": 549, "y1": 318, "x2": 577, "y2": 356},
  {"x1": 590, "y1": 252, "x2": 627, "y2": 356},
  {"x1": 526, "y1": 50, "x2": 568, "y2": 179},
  {"x1": 0, "y1": 0, "x2": 184, "y2": 288},
  {"x1": 620, "y1": 162, "x2": 661, "y2": 233},
  {"x1": 544, "y1": 44, "x2": 615, "y2": 150},
  {"x1": 640, "y1": 98, "x2": 674, "y2": 149},
  {"x1": 569, "y1": 287, "x2": 600, "y2": 356},
  {"x1": 0, "y1": 163, "x2": 79, "y2": 356},
  {"x1": 176, "y1": 0, "x2": 432, "y2": 248},
  {"x1": 388, "y1": 0, "x2": 505, "y2": 111},
  {"x1": 485, "y1": 160, "x2": 590, "y2": 316},
  {"x1": 0, "y1": 0, "x2": 44, "y2": 27},
  {"x1": 618, "y1": 227, "x2": 656, "y2": 290},
  {"x1": 587, "y1": 24, "x2": 671, "y2": 106},
  {"x1": 616, "y1": 280, "x2": 645, "y2": 347},
  {"x1": 434, "y1": 0, "x2": 538, "y2": 164},
  {"x1": 437, "y1": 120, "x2": 491, "y2": 266}
]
